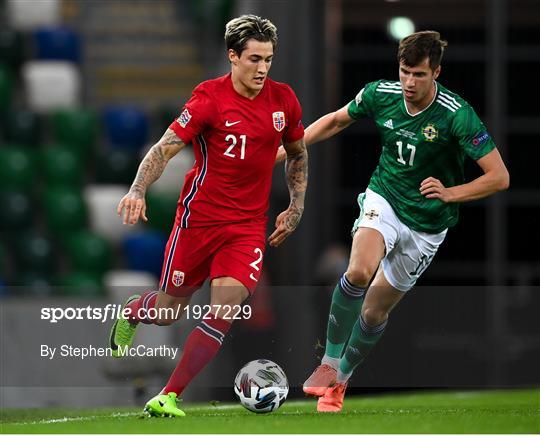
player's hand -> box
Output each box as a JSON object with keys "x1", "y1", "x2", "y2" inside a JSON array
[
  {"x1": 117, "y1": 189, "x2": 148, "y2": 225},
  {"x1": 420, "y1": 177, "x2": 454, "y2": 203},
  {"x1": 268, "y1": 204, "x2": 303, "y2": 247}
]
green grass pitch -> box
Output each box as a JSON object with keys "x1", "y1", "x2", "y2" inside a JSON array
[{"x1": 1, "y1": 389, "x2": 538, "y2": 433}]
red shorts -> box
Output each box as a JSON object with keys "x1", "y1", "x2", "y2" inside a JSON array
[{"x1": 159, "y1": 219, "x2": 267, "y2": 297}]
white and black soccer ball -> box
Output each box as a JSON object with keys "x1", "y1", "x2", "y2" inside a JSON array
[{"x1": 234, "y1": 359, "x2": 289, "y2": 413}]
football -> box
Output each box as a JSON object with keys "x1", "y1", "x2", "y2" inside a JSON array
[{"x1": 234, "y1": 359, "x2": 289, "y2": 413}]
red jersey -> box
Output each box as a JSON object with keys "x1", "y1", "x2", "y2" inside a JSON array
[{"x1": 169, "y1": 73, "x2": 304, "y2": 228}]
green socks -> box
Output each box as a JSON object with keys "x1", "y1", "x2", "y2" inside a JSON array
[
  {"x1": 337, "y1": 314, "x2": 387, "y2": 382},
  {"x1": 323, "y1": 275, "x2": 365, "y2": 363}
]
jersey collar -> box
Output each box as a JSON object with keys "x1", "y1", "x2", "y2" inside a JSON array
[
  {"x1": 227, "y1": 72, "x2": 268, "y2": 102},
  {"x1": 402, "y1": 82, "x2": 438, "y2": 117}
]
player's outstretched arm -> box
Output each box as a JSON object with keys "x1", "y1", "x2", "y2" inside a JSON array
[
  {"x1": 420, "y1": 148, "x2": 510, "y2": 203},
  {"x1": 117, "y1": 128, "x2": 186, "y2": 225},
  {"x1": 269, "y1": 138, "x2": 308, "y2": 247},
  {"x1": 275, "y1": 104, "x2": 354, "y2": 164}
]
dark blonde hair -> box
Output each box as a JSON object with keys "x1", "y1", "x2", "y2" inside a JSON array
[
  {"x1": 398, "y1": 31, "x2": 448, "y2": 70},
  {"x1": 224, "y1": 15, "x2": 278, "y2": 56}
]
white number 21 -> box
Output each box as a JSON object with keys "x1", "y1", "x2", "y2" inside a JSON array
[{"x1": 224, "y1": 134, "x2": 247, "y2": 159}]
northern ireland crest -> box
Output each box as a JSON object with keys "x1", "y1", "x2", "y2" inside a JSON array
[{"x1": 422, "y1": 123, "x2": 438, "y2": 142}]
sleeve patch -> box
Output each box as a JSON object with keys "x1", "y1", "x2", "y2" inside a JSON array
[
  {"x1": 176, "y1": 108, "x2": 192, "y2": 128},
  {"x1": 472, "y1": 131, "x2": 490, "y2": 146}
]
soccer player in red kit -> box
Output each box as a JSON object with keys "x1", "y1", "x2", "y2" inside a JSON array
[{"x1": 109, "y1": 15, "x2": 308, "y2": 417}]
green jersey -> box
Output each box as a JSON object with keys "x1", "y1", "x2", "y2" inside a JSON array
[{"x1": 348, "y1": 80, "x2": 496, "y2": 233}]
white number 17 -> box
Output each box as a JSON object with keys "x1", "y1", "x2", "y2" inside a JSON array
[{"x1": 396, "y1": 141, "x2": 416, "y2": 166}]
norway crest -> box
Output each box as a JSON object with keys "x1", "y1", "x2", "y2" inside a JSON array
[
  {"x1": 272, "y1": 111, "x2": 285, "y2": 132},
  {"x1": 172, "y1": 270, "x2": 185, "y2": 287}
]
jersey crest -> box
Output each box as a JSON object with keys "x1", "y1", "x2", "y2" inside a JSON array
[
  {"x1": 272, "y1": 111, "x2": 285, "y2": 132},
  {"x1": 172, "y1": 270, "x2": 185, "y2": 287},
  {"x1": 422, "y1": 123, "x2": 439, "y2": 142}
]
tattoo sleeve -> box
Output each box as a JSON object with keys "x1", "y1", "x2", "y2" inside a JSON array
[
  {"x1": 284, "y1": 140, "x2": 308, "y2": 230},
  {"x1": 130, "y1": 129, "x2": 184, "y2": 196}
]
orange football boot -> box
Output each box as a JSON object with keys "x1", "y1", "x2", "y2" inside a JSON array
[
  {"x1": 317, "y1": 382, "x2": 347, "y2": 412},
  {"x1": 302, "y1": 364, "x2": 337, "y2": 397}
]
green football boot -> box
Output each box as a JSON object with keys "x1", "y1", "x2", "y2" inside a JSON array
[
  {"x1": 109, "y1": 294, "x2": 140, "y2": 358},
  {"x1": 143, "y1": 392, "x2": 186, "y2": 417}
]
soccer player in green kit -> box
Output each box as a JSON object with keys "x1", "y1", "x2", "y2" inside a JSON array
[{"x1": 277, "y1": 31, "x2": 509, "y2": 412}]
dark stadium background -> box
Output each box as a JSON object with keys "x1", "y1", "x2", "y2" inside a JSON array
[{"x1": 0, "y1": 0, "x2": 538, "y2": 408}]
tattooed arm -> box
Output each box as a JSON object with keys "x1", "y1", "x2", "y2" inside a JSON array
[
  {"x1": 117, "y1": 128, "x2": 186, "y2": 225},
  {"x1": 268, "y1": 138, "x2": 308, "y2": 247}
]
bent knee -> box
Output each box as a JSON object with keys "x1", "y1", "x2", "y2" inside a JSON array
[
  {"x1": 345, "y1": 266, "x2": 376, "y2": 288},
  {"x1": 211, "y1": 284, "x2": 249, "y2": 307},
  {"x1": 154, "y1": 298, "x2": 177, "y2": 310},
  {"x1": 361, "y1": 306, "x2": 388, "y2": 326}
]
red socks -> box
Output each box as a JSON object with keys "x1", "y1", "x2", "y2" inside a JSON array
[
  {"x1": 125, "y1": 293, "x2": 232, "y2": 396},
  {"x1": 164, "y1": 314, "x2": 231, "y2": 395},
  {"x1": 126, "y1": 291, "x2": 159, "y2": 325}
]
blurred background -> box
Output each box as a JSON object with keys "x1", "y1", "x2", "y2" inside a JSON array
[{"x1": 0, "y1": 0, "x2": 538, "y2": 408}]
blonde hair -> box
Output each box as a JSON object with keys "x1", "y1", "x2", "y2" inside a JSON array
[{"x1": 225, "y1": 14, "x2": 278, "y2": 55}]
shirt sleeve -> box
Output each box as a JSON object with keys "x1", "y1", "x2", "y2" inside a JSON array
[
  {"x1": 282, "y1": 87, "x2": 304, "y2": 144},
  {"x1": 347, "y1": 81, "x2": 378, "y2": 120},
  {"x1": 451, "y1": 104, "x2": 496, "y2": 161},
  {"x1": 169, "y1": 86, "x2": 216, "y2": 145}
]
